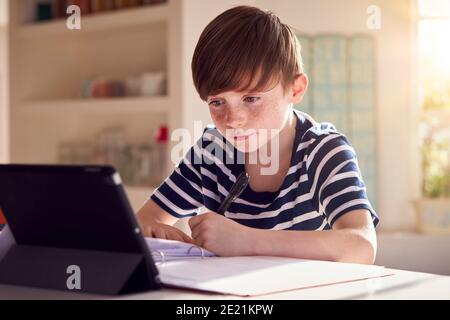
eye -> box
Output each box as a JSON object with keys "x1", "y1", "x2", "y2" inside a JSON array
[
  {"x1": 244, "y1": 97, "x2": 261, "y2": 103},
  {"x1": 208, "y1": 100, "x2": 223, "y2": 107}
]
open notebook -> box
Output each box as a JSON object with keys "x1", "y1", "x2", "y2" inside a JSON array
[
  {"x1": 145, "y1": 237, "x2": 216, "y2": 263},
  {"x1": 156, "y1": 255, "x2": 394, "y2": 297},
  {"x1": 145, "y1": 237, "x2": 394, "y2": 297}
]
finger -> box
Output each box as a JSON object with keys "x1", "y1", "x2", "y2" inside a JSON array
[
  {"x1": 165, "y1": 225, "x2": 194, "y2": 243},
  {"x1": 188, "y1": 214, "x2": 206, "y2": 230},
  {"x1": 173, "y1": 228, "x2": 194, "y2": 243},
  {"x1": 153, "y1": 228, "x2": 167, "y2": 240},
  {"x1": 144, "y1": 226, "x2": 153, "y2": 238},
  {"x1": 169, "y1": 230, "x2": 194, "y2": 244},
  {"x1": 167, "y1": 231, "x2": 184, "y2": 242},
  {"x1": 193, "y1": 233, "x2": 205, "y2": 248},
  {"x1": 181, "y1": 233, "x2": 195, "y2": 244},
  {"x1": 190, "y1": 224, "x2": 205, "y2": 241},
  {"x1": 190, "y1": 222, "x2": 198, "y2": 240},
  {"x1": 148, "y1": 226, "x2": 160, "y2": 238},
  {"x1": 190, "y1": 225, "x2": 199, "y2": 240}
]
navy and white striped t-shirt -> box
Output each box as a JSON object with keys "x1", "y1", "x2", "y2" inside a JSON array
[{"x1": 151, "y1": 110, "x2": 379, "y2": 230}]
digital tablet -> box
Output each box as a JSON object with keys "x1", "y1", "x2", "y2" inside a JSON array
[{"x1": 0, "y1": 164, "x2": 161, "y2": 293}]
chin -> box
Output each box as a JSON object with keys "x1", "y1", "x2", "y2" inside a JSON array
[{"x1": 230, "y1": 136, "x2": 267, "y2": 154}]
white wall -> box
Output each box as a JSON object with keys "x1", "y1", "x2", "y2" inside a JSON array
[{"x1": 0, "y1": 0, "x2": 8, "y2": 25}]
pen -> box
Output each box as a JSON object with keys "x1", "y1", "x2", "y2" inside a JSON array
[{"x1": 216, "y1": 171, "x2": 250, "y2": 215}]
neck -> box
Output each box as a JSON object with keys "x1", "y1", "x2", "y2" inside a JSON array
[{"x1": 278, "y1": 110, "x2": 296, "y2": 154}]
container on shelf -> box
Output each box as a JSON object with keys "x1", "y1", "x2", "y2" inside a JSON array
[
  {"x1": 36, "y1": 2, "x2": 53, "y2": 21},
  {"x1": 81, "y1": 72, "x2": 166, "y2": 98},
  {"x1": 140, "y1": 72, "x2": 166, "y2": 96},
  {"x1": 57, "y1": 125, "x2": 169, "y2": 188},
  {"x1": 30, "y1": 0, "x2": 169, "y2": 24},
  {"x1": 124, "y1": 76, "x2": 141, "y2": 97}
]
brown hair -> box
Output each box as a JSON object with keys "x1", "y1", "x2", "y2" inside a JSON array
[{"x1": 191, "y1": 5, "x2": 303, "y2": 102}]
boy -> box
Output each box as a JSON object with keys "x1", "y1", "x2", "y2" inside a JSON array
[{"x1": 137, "y1": 5, "x2": 379, "y2": 264}]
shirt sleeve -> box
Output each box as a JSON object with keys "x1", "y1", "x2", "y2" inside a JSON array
[
  {"x1": 306, "y1": 133, "x2": 379, "y2": 227},
  {"x1": 150, "y1": 137, "x2": 205, "y2": 218}
]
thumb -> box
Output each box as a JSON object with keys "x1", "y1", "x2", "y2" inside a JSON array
[{"x1": 188, "y1": 213, "x2": 205, "y2": 230}]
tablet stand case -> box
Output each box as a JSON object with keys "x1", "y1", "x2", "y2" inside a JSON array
[{"x1": 0, "y1": 244, "x2": 160, "y2": 295}]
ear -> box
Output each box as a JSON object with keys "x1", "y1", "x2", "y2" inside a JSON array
[{"x1": 290, "y1": 73, "x2": 308, "y2": 105}]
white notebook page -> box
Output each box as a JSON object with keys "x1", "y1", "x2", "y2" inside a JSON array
[{"x1": 157, "y1": 256, "x2": 394, "y2": 296}]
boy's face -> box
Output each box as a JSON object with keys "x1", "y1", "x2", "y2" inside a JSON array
[{"x1": 206, "y1": 74, "x2": 307, "y2": 153}]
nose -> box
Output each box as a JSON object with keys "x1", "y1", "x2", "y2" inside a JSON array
[{"x1": 225, "y1": 106, "x2": 246, "y2": 129}]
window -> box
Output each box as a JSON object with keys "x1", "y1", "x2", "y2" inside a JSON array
[{"x1": 418, "y1": 0, "x2": 450, "y2": 198}]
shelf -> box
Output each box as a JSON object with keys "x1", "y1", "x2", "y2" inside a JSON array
[
  {"x1": 20, "y1": 96, "x2": 170, "y2": 115},
  {"x1": 17, "y1": 4, "x2": 169, "y2": 38}
]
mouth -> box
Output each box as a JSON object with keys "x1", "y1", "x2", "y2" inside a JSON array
[
  {"x1": 226, "y1": 129, "x2": 257, "y2": 144},
  {"x1": 233, "y1": 135, "x2": 250, "y2": 141}
]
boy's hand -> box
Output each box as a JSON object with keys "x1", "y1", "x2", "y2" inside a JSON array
[
  {"x1": 189, "y1": 212, "x2": 255, "y2": 256},
  {"x1": 144, "y1": 221, "x2": 195, "y2": 244}
]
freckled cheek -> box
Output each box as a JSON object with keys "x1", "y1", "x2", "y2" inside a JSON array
[
  {"x1": 270, "y1": 102, "x2": 290, "y2": 128},
  {"x1": 209, "y1": 109, "x2": 226, "y2": 129},
  {"x1": 248, "y1": 104, "x2": 281, "y2": 130}
]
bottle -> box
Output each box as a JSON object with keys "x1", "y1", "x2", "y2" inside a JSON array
[
  {"x1": 136, "y1": 143, "x2": 153, "y2": 186},
  {"x1": 154, "y1": 125, "x2": 169, "y2": 185}
]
